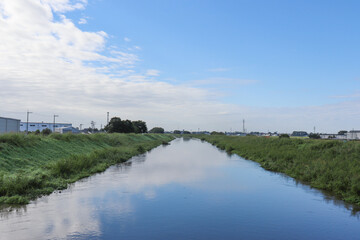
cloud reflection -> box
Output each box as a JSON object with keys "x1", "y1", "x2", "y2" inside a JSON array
[{"x1": 0, "y1": 138, "x2": 229, "y2": 239}]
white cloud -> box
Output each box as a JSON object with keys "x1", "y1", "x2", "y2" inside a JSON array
[
  {"x1": 78, "y1": 17, "x2": 87, "y2": 24},
  {"x1": 0, "y1": 1, "x2": 358, "y2": 133},
  {"x1": 330, "y1": 91, "x2": 360, "y2": 99},
  {"x1": 189, "y1": 77, "x2": 259, "y2": 87},
  {"x1": 146, "y1": 69, "x2": 160, "y2": 77},
  {"x1": 0, "y1": 0, "x2": 238, "y2": 131},
  {"x1": 124, "y1": 37, "x2": 131, "y2": 42},
  {"x1": 42, "y1": 0, "x2": 87, "y2": 12}
]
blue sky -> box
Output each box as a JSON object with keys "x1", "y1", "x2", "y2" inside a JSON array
[
  {"x1": 70, "y1": 0, "x2": 360, "y2": 107},
  {"x1": 1, "y1": 0, "x2": 360, "y2": 132}
]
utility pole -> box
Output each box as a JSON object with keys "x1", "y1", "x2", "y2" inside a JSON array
[
  {"x1": 314, "y1": 126, "x2": 316, "y2": 133},
  {"x1": 79, "y1": 124, "x2": 83, "y2": 130},
  {"x1": 26, "y1": 110, "x2": 32, "y2": 135},
  {"x1": 107, "y1": 112, "x2": 109, "y2": 125},
  {"x1": 53, "y1": 114, "x2": 59, "y2": 133},
  {"x1": 243, "y1": 119, "x2": 245, "y2": 133}
]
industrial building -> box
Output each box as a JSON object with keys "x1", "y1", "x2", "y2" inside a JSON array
[
  {"x1": 291, "y1": 131, "x2": 308, "y2": 137},
  {"x1": 20, "y1": 122, "x2": 72, "y2": 132},
  {"x1": 347, "y1": 130, "x2": 360, "y2": 140},
  {"x1": 0, "y1": 117, "x2": 21, "y2": 134},
  {"x1": 55, "y1": 126, "x2": 80, "y2": 134}
]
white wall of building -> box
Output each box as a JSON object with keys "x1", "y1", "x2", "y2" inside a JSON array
[
  {"x1": 0, "y1": 117, "x2": 21, "y2": 134},
  {"x1": 55, "y1": 127, "x2": 80, "y2": 134},
  {"x1": 20, "y1": 122, "x2": 72, "y2": 132},
  {"x1": 346, "y1": 131, "x2": 360, "y2": 140}
]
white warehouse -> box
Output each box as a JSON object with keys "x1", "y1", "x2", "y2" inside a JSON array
[
  {"x1": 347, "y1": 130, "x2": 360, "y2": 140},
  {"x1": 20, "y1": 122, "x2": 72, "y2": 132},
  {"x1": 0, "y1": 117, "x2": 21, "y2": 134}
]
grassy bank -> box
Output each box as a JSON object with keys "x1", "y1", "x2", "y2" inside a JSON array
[
  {"x1": 0, "y1": 133, "x2": 174, "y2": 204},
  {"x1": 196, "y1": 135, "x2": 360, "y2": 206}
]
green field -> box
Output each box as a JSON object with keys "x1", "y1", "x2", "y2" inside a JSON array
[
  {"x1": 196, "y1": 135, "x2": 360, "y2": 206},
  {"x1": 0, "y1": 133, "x2": 174, "y2": 204}
]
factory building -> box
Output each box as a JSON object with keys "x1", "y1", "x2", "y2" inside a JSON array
[
  {"x1": 0, "y1": 117, "x2": 21, "y2": 134},
  {"x1": 20, "y1": 122, "x2": 72, "y2": 132},
  {"x1": 55, "y1": 126, "x2": 80, "y2": 134},
  {"x1": 347, "y1": 130, "x2": 360, "y2": 140}
]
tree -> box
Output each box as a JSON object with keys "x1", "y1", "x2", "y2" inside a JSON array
[
  {"x1": 132, "y1": 120, "x2": 147, "y2": 133},
  {"x1": 105, "y1": 117, "x2": 138, "y2": 133},
  {"x1": 309, "y1": 133, "x2": 321, "y2": 139},
  {"x1": 121, "y1": 119, "x2": 135, "y2": 133},
  {"x1": 173, "y1": 130, "x2": 181, "y2": 134},
  {"x1": 211, "y1": 131, "x2": 225, "y2": 135},
  {"x1": 279, "y1": 134, "x2": 290, "y2": 138},
  {"x1": 105, "y1": 117, "x2": 122, "y2": 133},
  {"x1": 42, "y1": 128, "x2": 52, "y2": 135},
  {"x1": 149, "y1": 127, "x2": 164, "y2": 134}
]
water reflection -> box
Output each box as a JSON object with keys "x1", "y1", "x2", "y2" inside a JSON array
[{"x1": 0, "y1": 138, "x2": 360, "y2": 240}]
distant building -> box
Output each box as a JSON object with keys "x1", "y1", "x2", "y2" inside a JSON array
[
  {"x1": 320, "y1": 133, "x2": 352, "y2": 140},
  {"x1": 291, "y1": 131, "x2": 308, "y2": 137},
  {"x1": 249, "y1": 132, "x2": 261, "y2": 136},
  {"x1": 55, "y1": 126, "x2": 80, "y2": 134},
  {"x1": 0, "y1": 117, "x2": 21, "y2": 134},
  {"x1": 319, "y1": 134, "x2": 336, "y2": 139},
  {"x1": 336, "y1": 134, "x2": 347, "y2": 140},
  {"x1": 20, "y1": 122, "x2": 72, "y2": 132},
  {"x1": 347, "y1": 130, "x2": 360, "y2": 140}
]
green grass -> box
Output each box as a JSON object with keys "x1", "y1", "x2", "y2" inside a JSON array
[
  {"x1": 0, "y1": 133, "x2": 174, "y2": 204},
  {"x1": 195, "y1": 135, "x2": 360, "y2": 206}
]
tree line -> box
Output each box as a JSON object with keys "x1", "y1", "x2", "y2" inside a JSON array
[{"x1": 104, "y1": 117, "x2": 164, "y2": 134}]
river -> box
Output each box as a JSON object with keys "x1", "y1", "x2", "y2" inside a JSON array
[{"x1": 0, "y1": 138, "x2": 359, "y2": 239}]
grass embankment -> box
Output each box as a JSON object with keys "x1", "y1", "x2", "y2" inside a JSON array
[
  {"x1": 0, "y1": 133, "x2": 174, "y2": 204},
  {"x1": 196, "y1": 135, "x2": 360, "y2": 206}
]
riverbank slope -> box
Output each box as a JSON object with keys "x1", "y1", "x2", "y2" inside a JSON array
[
  {"x1": 0, "y1": 133, "x2": 174, "y2": 204},
  {"x1": 196, "y1": 135, "x2": 360, "y2": 206}
]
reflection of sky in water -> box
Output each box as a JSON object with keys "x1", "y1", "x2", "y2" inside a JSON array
[{"x1": 0, "y1": 138, "x2": 360, "y2": 240}]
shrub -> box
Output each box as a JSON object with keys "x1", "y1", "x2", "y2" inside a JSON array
[
  {"x1": 149, "y1": 127, "x2": 164, "y2": 134},
  {"x1": 42, "y1": 128, "x2": 52, "y2": 135},
  {"x1": 309, "y1": 133, "x2": 321, "y2": 139},
  {"x1": 279, "y1": 134, "x2": 290, "y2": 138}
]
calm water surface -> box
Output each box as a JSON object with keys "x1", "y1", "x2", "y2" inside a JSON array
[{"x1": 1, "y1": 138, "x2": 360, "y2": 239}]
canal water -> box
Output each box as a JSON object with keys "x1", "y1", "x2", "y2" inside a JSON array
[{"x1": 1, "y1": 138, "x2": 360, "y2": 240}]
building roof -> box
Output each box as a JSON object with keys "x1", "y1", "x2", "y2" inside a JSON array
[
  {"x1": 57, "y1": 126, "x2": 77, "y2": 129},
  {"x1": 0, "y1": 116, "x2": 21, "y2": 121},
  {"x1": 20, "y1": 122, "x2": 71, "y2": 124}
]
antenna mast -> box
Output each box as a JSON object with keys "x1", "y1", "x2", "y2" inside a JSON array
[{"x1": 243, "y1": 119, "x2": 245, "y2": 133}]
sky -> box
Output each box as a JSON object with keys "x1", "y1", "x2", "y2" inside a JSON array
[{"x1": 1, "y1": 0, "x2": 360, "y2": 133}]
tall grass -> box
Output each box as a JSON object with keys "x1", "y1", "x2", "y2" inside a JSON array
[
  {"x1": 196, "y1": 135, "x2": 360, "y2": 206},
  {"x1": 0, "y1": 133, "x2": 174, "y2": 204}
]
